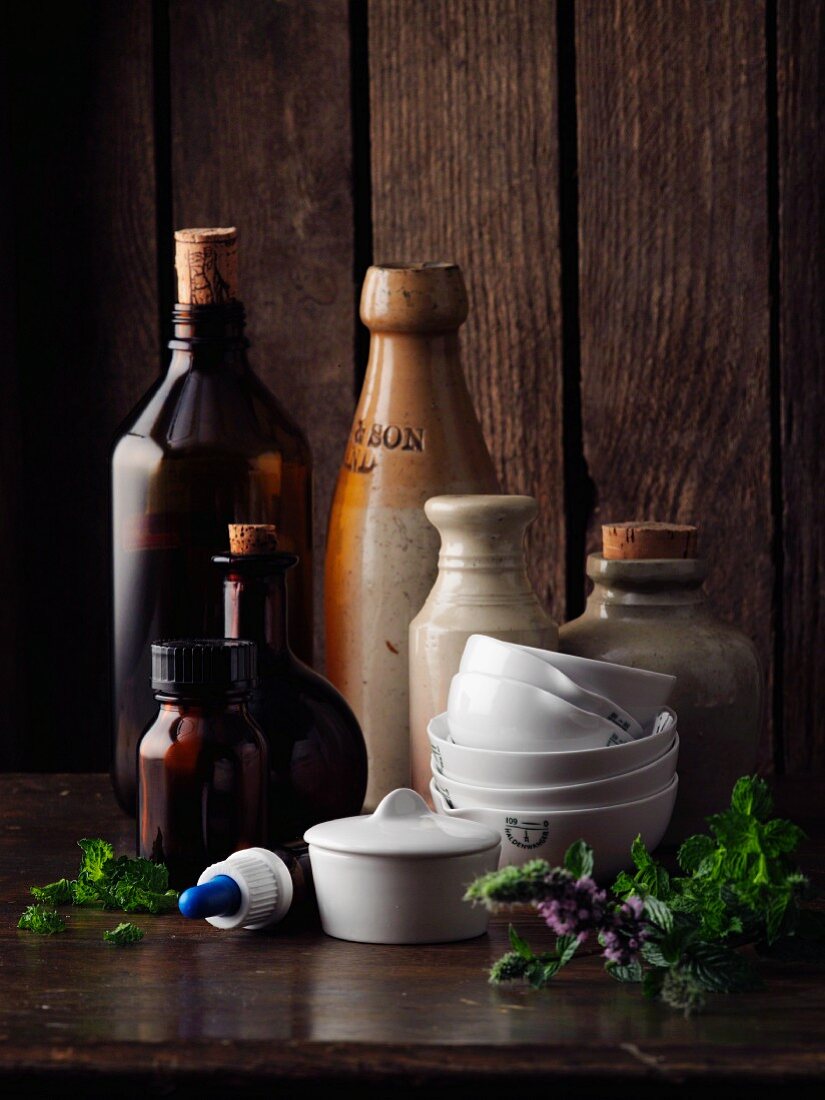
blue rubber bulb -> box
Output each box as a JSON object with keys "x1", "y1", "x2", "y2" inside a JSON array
[{"x1": 178, "y1": 875, "x2": 242, "y2": 920}]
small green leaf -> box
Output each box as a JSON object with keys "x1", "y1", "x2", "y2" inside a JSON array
[
  {"x1": 612, "y1": 871, "x2": 636, "y2": 899},
  {"x1": 556, "y1": 934, "x2": 580, "y2": 967},
  {"x1": 631, "y1": 834, "x2": 653, "y2": 871},
  {"x1": 730, "y1": 776, "x2": 773, "y2": 820},
  {"x1": 30, "y1": 878, "x2": 72, "y2": 905},
  {"x1": 103, "y1": 921, "x2": 145, "y2": 945},
  {"x1": 684, "y1": 942, "x2": 759, "y2": 994},
  {"x1": 77, "y1": 838, "x2": 114, "y2": 881},
  {"x1": 508, "y1": 924, "x2": 535, "y2": 960},
  {"x1": 18, "y1": 904, "x2": 67, "y2": 935},
  {"x1": 563, "y1": 840, "x2": 594, "y2": 879},
  {"x1": 677, "y1": 834, "x2": 715, "y2": 875},
  {"x1": 644, "y1": 895, "x2": 674, "y2": 932},
  {"x1": 605, "y1": 960, "x2": 643, "y2": 983}
]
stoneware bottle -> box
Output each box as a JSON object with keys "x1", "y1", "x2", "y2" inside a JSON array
[
  {"x1": 559, "y1": 522, "x2": 763, "y2": 840},
  {"x1": 409, "y1": 495, "x2": 558, "y2": 800},
  {"x1": 325, "y1": 263, "x2": 498, "y2": 809}
]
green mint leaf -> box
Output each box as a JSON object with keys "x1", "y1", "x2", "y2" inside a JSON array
[
  {"x1": 563, "y1": 840, "x2": 594, "y2": 879},
  {"x1": 95, "y1": 856, "x2": 177, "y2": 913},
  {"x1": 641, "y1": 940, "x2": 674, "y2": 968},
  {"x1": 611, "y1": 871, "x2": 636, "y2": 899},
  {"x1": 103, "y1": 921, "x2": 145, "y2": 945},
  {"x1": 677, "y1": 834, "x2": 715, "y2": 874},
  {"x1": 539, "y1": 963, "x2": 567, "y2": 990},
  {"x1": 684, "y1": 942, "x2": 759, "y2": 994},
  {"x1": 508, "y1": 923, "x2": 535, "y2": 961},
  {"x1": 556, "y1": 934, "x2": 580, "y2": 967},
  {"x1": 30, "y1": 878, "x2": 72, "y2": 905},
  {"x1": 644, "y1": 895, "x2": 674, "y2": 932},
  {"x1": 605, "y1": 959, "x2": 643, "y2": 983},
  {"x1": 730, "y1": 775, "x2": 773, "y2": 820},
  {"x1": 765, "y1": 888, "x2": 794, "y2": 944},
  {"x1": 631, "y1": 834, "x2": 653, "y2": 872},
  {"x1": 761, "y1": 818, "x2": 806, "y2": 857},
  {"x1": 18, "y1": 904, "x2": 67, "y2": 935}
]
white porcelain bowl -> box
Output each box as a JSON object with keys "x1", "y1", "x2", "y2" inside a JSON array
[
  {"x1": 448, "y1": 671, "x2": 635, "y2": 752},
  {"x1": 510, "y1": 643, "x2": 675, "y2": 728},
  {"x1": 431, "y1": 735, "x2": 678, "y2": 811},
  {"x1": 431, "y1": 775, "x2": 678, "y2": 877},
  {"x1": 460, "y1": 635, "x2": 642, "y2": 739},
  {"x1": 428, "y1": 710, "x2": 677, "y2": 788}
]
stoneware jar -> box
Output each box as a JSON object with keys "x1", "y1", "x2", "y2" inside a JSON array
[
  {"x1": 304, "y1": 788, "x2": 500, "y2": 944},
  {"x1": 325, "y1": 264, "x2": 498, "y2": 810},
  {"x1": 409, "y1": 495, "x2": 558, "y2": 799},
  {"x1": 559, "y1": 523, "x2": 762, "y2": 840}
]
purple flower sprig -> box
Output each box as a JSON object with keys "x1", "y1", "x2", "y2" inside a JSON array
[{"x1": 535, "y1": 867, "x2": 649, "y2": 968}]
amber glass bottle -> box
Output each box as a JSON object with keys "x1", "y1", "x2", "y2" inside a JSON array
[
  {"x1": 138, "y1": 640, "x2": 268, "y2": 890},
  {"x1": 111, "y1": 229, "x2": 312, "y2": 814},
  {"x1": 214, "y1": 524, "x2": 367, "y2": 841}
]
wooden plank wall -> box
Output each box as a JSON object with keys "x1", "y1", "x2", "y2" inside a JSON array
[{"x1": 0, "y1": 0, "x2": 822, "y2": 773}]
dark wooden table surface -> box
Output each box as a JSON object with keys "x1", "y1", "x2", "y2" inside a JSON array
[{"x1": 2, "y1": 774, "x2": 824, "y2": 1098}]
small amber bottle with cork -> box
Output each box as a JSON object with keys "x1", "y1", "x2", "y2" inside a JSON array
[{"x1": 560, "y1": 522, "x2": 763, "y2": 839}]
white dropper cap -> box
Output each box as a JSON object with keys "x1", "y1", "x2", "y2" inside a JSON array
[{"x1": 195, "y1": 847, "x2": 295, "y2": 930}]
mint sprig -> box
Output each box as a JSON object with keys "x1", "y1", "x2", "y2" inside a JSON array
[{"x1": 469, "y1": 776, "x2": 824, "y2": 1015}]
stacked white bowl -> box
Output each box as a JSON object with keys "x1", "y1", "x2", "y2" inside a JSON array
[{"x1": 428, "y1": 635, "x2": 679, "y2": 878}]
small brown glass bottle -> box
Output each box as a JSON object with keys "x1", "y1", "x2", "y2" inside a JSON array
[
  {"x1": 138, "y1": 639, "x2": 268, "y2": 889},
  {"x1": 213, "y1": 525, "x2": 367, "y2": 842}
]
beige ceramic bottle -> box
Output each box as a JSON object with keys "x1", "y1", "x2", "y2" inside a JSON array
[
  {"x1": 325, "y1": 263, "x2": 498, "y2": 809},
  {"x1": 559, "y1": 522, "x2": 763, "y2": 840},
  {"x1": 409, "y1": 494, "x2": 559, "y2": 800}
]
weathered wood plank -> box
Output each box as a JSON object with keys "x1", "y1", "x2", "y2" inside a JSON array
[
  {"x1": 368, "y1": 0, "x2": 566, "y2": 620},
  {"x1": 575, "y1": 0, "x2": 773, "y2": 762},
  {"x1": 778, "y1": 2, "x2": 825, "y2": 772},
  {"x1": 4, "y1": 2, "x2": 159, "y2": 770},
  {"x1": 169, "y1": 0, "x2": 356, "y2": 664}
]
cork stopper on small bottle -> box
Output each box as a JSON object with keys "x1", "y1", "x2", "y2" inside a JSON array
[
  {"x1": 175, "y1": 227, "x2": 238, "y2": 305},
  {"x1": 602, "y1": 522, "x2": 698, "y2": 560},
  {"x1": 228, "y1": 524, "x2": 279, "y2": 555}
]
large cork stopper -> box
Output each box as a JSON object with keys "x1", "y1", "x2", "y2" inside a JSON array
[
  {"x1": 228, "y1": 524, "x2": 279, "y2": 554},
  {"x1": 603, "y1": 522, "x2": 698, "y2": 560},
  {"x1": 175, "y1": 227, "x2": 238, "y2": 305}
]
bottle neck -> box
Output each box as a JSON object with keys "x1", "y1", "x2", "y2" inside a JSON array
[
  {"x1": 156, "y1": 697, "x2": 248, "y2": 716},
  {"x1": 223, "y1": 572, "x2": 290, "y2": 660},
  {"x1": 168, "y1": 302, "x2": 250, "y2": 373},
  {"x1": 432, "y1": 532, "x2": 536, "y2": 602},
  {"x1": 583, "y1": 554, "x2": 709, "y2": 618},
  {"x1": 365, "y1": 330, "x2": 461, "y2": 380}
]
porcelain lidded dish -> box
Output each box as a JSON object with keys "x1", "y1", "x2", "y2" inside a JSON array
[{"x1": 304, "y1": 788, "x2": 501, "y2": 944}]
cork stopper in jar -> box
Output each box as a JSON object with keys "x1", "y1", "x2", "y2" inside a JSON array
[
  {"x1": 360, "y1": 262, "x2": 468, "y2": 333},
  {"x1": 175, "y1": 227, "x2": 238, "y2": 305},
  {"x1": 602, "y1": 522, "x2": 698, "y2": 560},
  {"x1": 228, "y1": 524, "x2": 279, "y2": 555}
]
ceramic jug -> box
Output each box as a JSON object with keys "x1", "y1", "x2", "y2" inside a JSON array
[
  {"x1": 559, "y1": 523, "x2": 763, "y2": 840},
  {"x1": 409, "y1": 494, "x2": 558, "y2": 800},
  {"x1": 325, "y1": 263, "x2": 498, "y2": 809}
]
